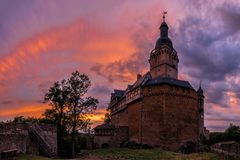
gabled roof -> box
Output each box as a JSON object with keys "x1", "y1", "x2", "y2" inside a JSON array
[
  {"x1": 144, "y1": 77, "x2": 193, "y2": 89},
  {"x1": 131, "y1": 72, "x2": 152, "y2": 90}
]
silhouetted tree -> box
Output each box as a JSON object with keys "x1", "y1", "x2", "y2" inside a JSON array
[
  {"x1": 43, "y1": 71, "x2": 98, "y2": 158},
  {"x1": 207, "y1": 124, "x2": 240, "y2": 146},
  {"x1": 67, "y1": 71, "x2": 98, "y2": 158},
  {"x1": 104, "y1": 112, "x2": 111, "y2": 124},
  {"x1": 13, "y1": 116, "x2": 38, "y2": 123},
  {"x1": 13, "y1": 116, "x2": 25, "y2": 123},
  {"x1": 41, "y1": 109, "x2": 58, "y2": 124},
  {"x1": 44, "y1": 79, "x2": 70, "y2": 155}
]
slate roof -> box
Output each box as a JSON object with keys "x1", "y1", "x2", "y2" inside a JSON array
[
  {"x1": 94, "y1": 123, "x2": 115, "y2": 130},
  {"x1": 131, "y1": 72, "x2": 151, "y2": 90},
  {"x1": 126, "y1": 85, "x2": 133, "y2": 90},
  {"x1": 114, "y1": 89, "x2": 125, "y2": 98},
  {"x1": 144, "y1": 77, "x2": 193, "y2": 89}
]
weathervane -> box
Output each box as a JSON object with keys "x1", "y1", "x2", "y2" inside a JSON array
[{"x1": 163, "y1": 11, "x2": 167, "y2": 22}]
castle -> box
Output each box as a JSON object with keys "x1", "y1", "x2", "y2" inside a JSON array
[{"x1": 94, "y1": 15, "x2": 207, "y2": 151}]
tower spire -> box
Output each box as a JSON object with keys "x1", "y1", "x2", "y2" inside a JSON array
[{"x1": 197, "y1": 80, "x2": 204, "y2": 95}]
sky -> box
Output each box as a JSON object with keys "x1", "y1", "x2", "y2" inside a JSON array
[{"x1": 0, "y1": 0, "x2": 240, "y2": 132}]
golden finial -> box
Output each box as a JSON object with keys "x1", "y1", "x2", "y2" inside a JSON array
[{"x1": 163, "y1": 11, "x2": 167, "y2": 22}]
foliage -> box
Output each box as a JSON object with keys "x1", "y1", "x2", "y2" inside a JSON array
[
  {"x1": 13, "y1": 116, "x2": 39, "y2": 123},
  {"x1": 67, "y1": 71, "x2": 98, "y2": 157},
  {"x1": 207, "y1": 124, "x2": 240, "y2": 146},
  {"x1": 43, "y1": 71, "x2": 98, "y2": 158},
  {"x1": 104, "y1": 112, "x2": 111, "y2": 124}
]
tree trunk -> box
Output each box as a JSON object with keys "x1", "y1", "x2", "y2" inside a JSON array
[
  {"x1": 71, "y1": 104, "x2": 77, "y2": 158},
  {"x1": 57, "y1": 107, "x2": 63, "y2": 156}
]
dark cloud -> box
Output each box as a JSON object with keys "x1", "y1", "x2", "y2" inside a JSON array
[
  {"x1": 38, "y1": 81, "x2": 52, "y2": 95},
  {"x1": 34, "y1": 99, "x2": 45, "y2": 104},
  {"x1": 218, "y1": 4, "x2": 240, "y2": 34},
  {"x1": 1, "y1": 100, "x2": 13, "y2": 105},
  {"x1": 90, "y1": 84, "x2": 111, "y2": 96},
  {"x1": 173, "y1": 1, "x2": 240, "y2": 112}
]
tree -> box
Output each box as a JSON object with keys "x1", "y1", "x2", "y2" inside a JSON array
[
  {"x1": 44, "y1": 79, "x2": 70, "y2": 155},
  {"x1": 43, "y1": 71, "x2": 98, "y2": 158},
  {"x1": 104, "y1": 112, "x2": 111, "y2": 124},
  {"x1": 13, "y1": 116, "x2": 38, "y2": 123},
  {"x1": 13, "y1": 116, "x2": 25, "y2": 123},
  {"x1": 67, "y1": 71, "x2": 98, "y2": 158}
]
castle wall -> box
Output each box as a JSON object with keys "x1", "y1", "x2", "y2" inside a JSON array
[
  {"x1": 127, "y1": 100, "x2": 141, "y2": 143},
  {"x1": 0, "y1": 123, "x2": 57, "y2": 156},
  {"x1": 141, "y1": 88, "x2": 165, "y2": 147},
  {"x1": 0, "y1": 133, "x2": 28, "y2": 154},
  {"x1": 140, "y1": 85, "x2": 199, "y2": 151},
  {"x1": 94, "y1": 127, "x2": 128, "y2": 148},
  {"x1": 111, "y1": 108, "x2": 128, "y2": 127}
]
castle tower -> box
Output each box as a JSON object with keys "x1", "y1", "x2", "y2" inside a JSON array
[
  {"x1": 197, "y1": 83, "x2": 205, "y2": 135},
  {"x1": 149, "y1": 13, "x2": 179, "y2": 79}
]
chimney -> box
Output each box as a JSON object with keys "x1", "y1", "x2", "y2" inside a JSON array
[{"x1": 137, "y1": 74, "x2": 142, "y2": 80}]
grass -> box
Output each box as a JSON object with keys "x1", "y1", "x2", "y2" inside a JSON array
[
  {"x1": 16, "y1": 148, "x2": 222, "y2": 160},
  {"x1": 88, "y1": 148, "x2": 221, "y2": 160},
  {"x1": 17, "y1": 154, "x2": 53, "y2": 160}
]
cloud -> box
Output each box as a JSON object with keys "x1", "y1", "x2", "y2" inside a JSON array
[
  {"x1": 1, "y1": 100, "x2": 13, "y2": 105},
  {"x1": 90, "y1": 22, "x2": 154, "y2": 83},
  {"x1": 0, "y1": 103, "x2": 49, "y2": 118},
  {"x1": 0, "y1": 0, "x2": 240, "y2": 131},
  {"x1": 218, "y1": 3, "x2": 240, "y2": 34}
]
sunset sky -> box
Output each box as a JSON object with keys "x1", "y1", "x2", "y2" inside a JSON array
[{"x1": 0, "y1": 0, "x2": 240, "y2": 132}]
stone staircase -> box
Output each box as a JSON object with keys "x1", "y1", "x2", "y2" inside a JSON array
[{"x1": 28, "y1": 125, "x2": 57, "y2": 158}]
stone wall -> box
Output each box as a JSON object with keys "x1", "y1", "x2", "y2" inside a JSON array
[
  {"x1": 0, "y1": 123, "x2": 57, "y2": 156},
  {"x1": 0, "y1": 133, "x2": 28, "y2": 153},
  {"x1": 111, "y1": 108, "x2": 128, "y2": 128},
  {"x1": 127, "y1": 100, "x2": 141, "y2": 143},
  {"x1": 94, "y1": 127, "x2": 129, "y2": 148}
]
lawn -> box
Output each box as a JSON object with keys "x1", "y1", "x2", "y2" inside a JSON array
[
  {"x1": 17, "y1": 148, "x2": 222, "y2": 160},
  {"x1": 85, "y1": 148, "x2": 221, "y2": 160}
]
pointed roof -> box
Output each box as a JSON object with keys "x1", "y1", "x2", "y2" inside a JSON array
[
  {"x1": 155, "y1": 12, "x2": 173, "y2": 49},
  {"x1": 197, "y1": 81, "x2": 204, "y2": 95}
]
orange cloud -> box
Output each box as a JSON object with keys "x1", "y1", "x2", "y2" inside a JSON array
[
  {"x1": 87, "y1": 108, "x2": 107, "y2": 122},
  {"x1": 0, "y1": 104, "x2": 50, "y2": 118},
  {"x1": 0, "y1": 103, "x2": 107, "y2": 127},
  {"x1": 0, "y1": 19, "x2": 137, "y2": 81}
]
